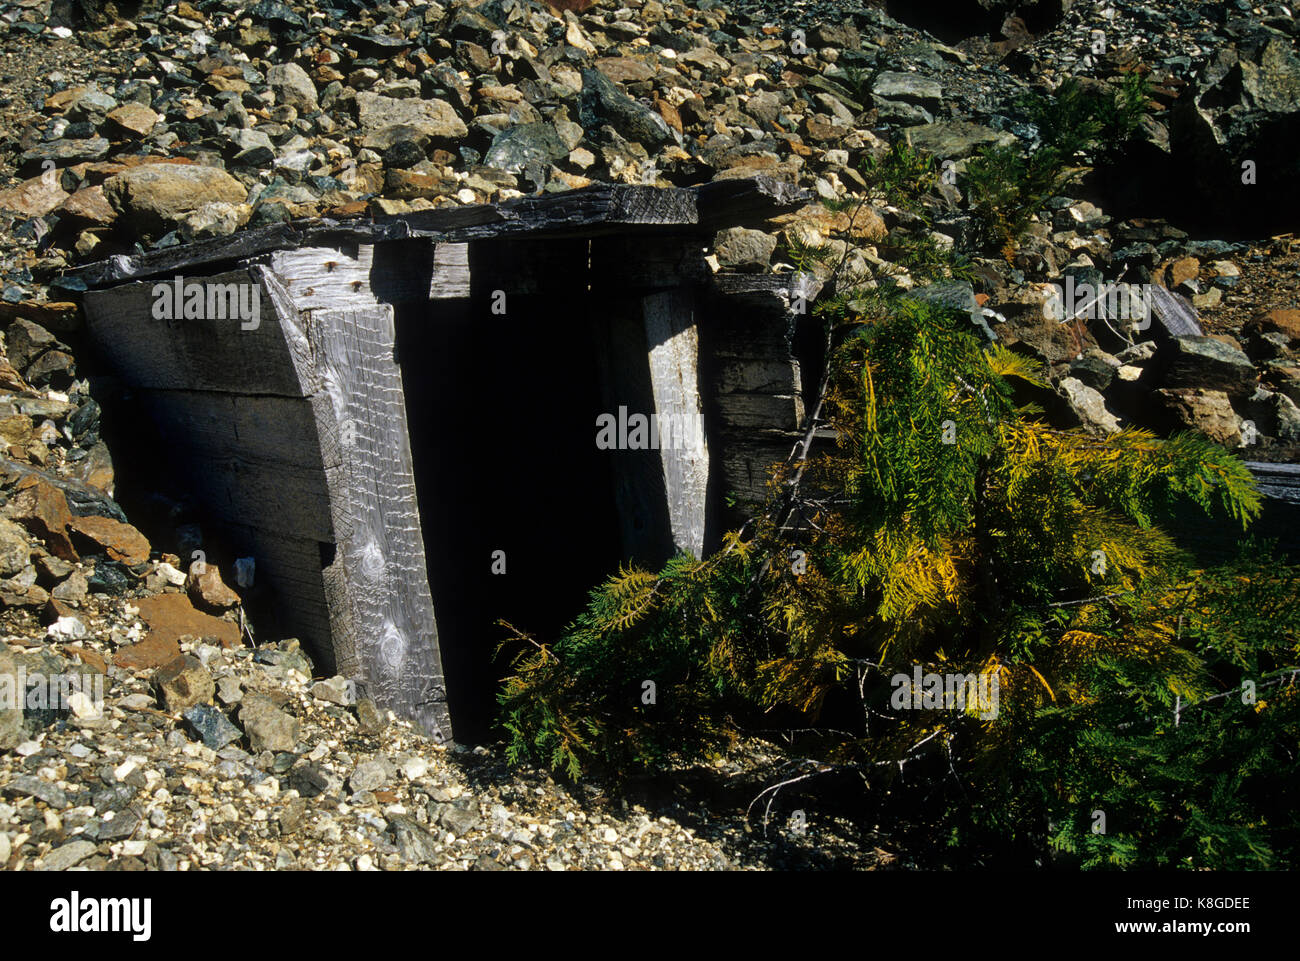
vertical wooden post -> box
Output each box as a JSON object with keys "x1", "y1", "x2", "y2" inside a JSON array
[
  {"x1": 643, "y1": 289, "x2": 708, "y2": 558},
  {"x1": 307, "y1": 304, "x2": 450, "y2": 742}
]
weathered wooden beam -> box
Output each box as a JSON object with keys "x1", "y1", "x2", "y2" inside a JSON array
[
  {"x1": 428, "y1": 243, "x2": 470, "y2": 300},
  {"x1": 306, "y1": 303, "x2": 449, "y2": 742},
  {"x1": 80, "y1": 268, "x2": 313, "y2": 396},
  {"x1": 69, "y1": 179, "x2": 809, "y2": 290},
  {"x1": 643, "y1": 288, "x2": 708, "y2": 558},
  {"x1": 72, "y1": 223, "x2": 313, "y2": 290},
  {"x1": 1246, "y1": 461, "x2": 1300, "y2": 505},
  {"x1": 695, "y1": 176, "x2": 813, "y2": 232},
  {"x1": 384, "y1": 182, "x2": 701, "y2": 238},
  {"x1": 699, "y1": 271, "x2": 820, "y2": 512},
  {"x1": 258, "y1": 244, "x2": 379, "y2": 313}
]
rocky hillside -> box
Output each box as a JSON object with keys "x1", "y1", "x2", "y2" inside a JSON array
[{"x1": 0, "y1": 0, "x2": 1296, "y2": 869}]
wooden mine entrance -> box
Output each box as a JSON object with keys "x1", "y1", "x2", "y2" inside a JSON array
[
  {"x1": 395, "y1": 244, "x2": 625, "y2": 741},
  {"x1": 72, "y1": 178, "x2": 816, "y2": 743}
]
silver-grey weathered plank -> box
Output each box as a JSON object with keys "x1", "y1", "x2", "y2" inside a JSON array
[{"x1": 305, "y1": 304, "x2": 450, "y2": 742}]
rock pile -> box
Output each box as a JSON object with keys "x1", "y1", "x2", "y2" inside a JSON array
[{"x1": 0, "y1": 0, "x2": 1292, "y2": 450}]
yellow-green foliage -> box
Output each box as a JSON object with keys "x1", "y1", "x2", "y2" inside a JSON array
[{"x1": 498, "y1": 291, "x2": 1296, "y2": 867}]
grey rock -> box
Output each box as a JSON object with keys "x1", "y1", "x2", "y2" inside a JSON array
[
  {"x1": 267, "y1": 62, "x2": 318, "y2": 114},
  {"x1": 278, "y1": 797, "x2": 307, "y2": 835},
  {"x1": 3, "y1": 775, "x2": 68, "y2": 808},
  {"x1": 1275, "y1": 393, "x2": 1300, "y2": 443},
  {"x1": 872, "y1": 72, "x2": 942, "y2": 109},
  {"x1": 51, "y1": 571, "x2": 88, "y2": 602},
  {"x1": 287, "y1": 762, "x2": 334, "y2": 799},
  {"x1": 21, "y1": 138, "x2": 111, "y2": 166},
  {"x1": 178, "y1": 201, "x2": 252, "y2": 241},
  {"x1": 98, "y1": 809, "x2": 140, "y2": 841},
  {"x1": 389, "y1": 814, "x2": 441, "y2": 864},
  {"x1": 356, "y1": 92, "x2": 468, "y2": 148},
  {"x1": 1069, "y1": 355, "x2": 1116, "y2": 392},
  {"x1": 904, "y1": 121, "x2": 1016, "y2": 159},
  {"x1": 712, "y1": 227, "x2": 777, "y2": 271},
  {"x1": 1059, "y1": 377, "x2": 1120, "y2": 434},
  {"x1": 91, "y1": 783, "x2": 135, "y2": 815},
  {"x1": 238, "y1": 694, "x2": 300, "y2": 753},
  {"x1": 484, "y1": 123, "x2": 570, "y2": 174},
  {"x1": 1240, "y1": 387, "x2": 1300, "y2": 444},
  {"x1": 310, "y1": 676, "x2": 354, "y2": 706},
  {"x1": 230, "y1": 128, "x2": 274, "y2": 155},
  {"x1": 874, "y1": 99, "x2": 935, "y2": 126},
  {"x1": 183, "y1": 703, "x2": 243, "y2": 750},
  {"x1": 348, "y1": 757, "x2": 394, "y2": 793},
  {"x1": 436, "y1": 797, "x2": 481, "y2": 836},
  {"x1": 67, "y1": 88, "x2": 117, "y2": 118},
  {"x1": 1144, "y1": 336, "x2": 1257, "y2": 398},
  {"x1": 579, "y1": 68, "x2": 674, "y2": 151},
  {"x1": 40, "y1": 839, "x2": 97, "y2": 870},
  {"x1": 216, "y1": 676, "x2": 243, "y2": 706},
  {"x1": 252, "y1": 641, "x2": 313, "y2": 679}
]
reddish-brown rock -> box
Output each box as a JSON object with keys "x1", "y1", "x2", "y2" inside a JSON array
[
  {"x1": 0, "y1": 301, "x2": 80, "y2": 337},
  {"x1": 133, "y1": 592, "x2": 241, "y2": 650},
  {"x1": 114, "y1": 632, "x2": 182, "y2": 671},
  {"x1": 1246, "y1": 309, "x2": 1300, "y2": 345},
  {"x1": 65, "y1": 645, "x2": 107, "y2": 675},
  {"x1": 68, "y1": 515, "x2": 150, "y2": 566},
  {"x1": 186, "y1": 562, "x2": 241, "y2": 612},
  {"x1": 153, "y1": 654, "x2": 215, "y2": 712},
  {"x1": 0, "y1": 415, "x2": 33, "y2": 452},
  {"x1": 653, "y1": 96, "x2": 683, "y2": 134},
  {"x1": 1162, "y1": 256, "x2": 1201, "y2": 288},
  {"x1": 0, "y1": 581, "x2": 47, "y2": 607},
  {"x1": 0, "y1": 358, "x2": 28, "y2": 391},
  {"x1": 42, "y1": 598, "x2": 78, "y2": 625},
  {"x1": 60, "y1": 185, "x2": 117, "y2": 225},
  {"x1": 105, "y1": 103, "x2": 160, "y2": 139},
  {"x1": 0, "y1": 174, "x2": 70, "y2": 219},
  {"x1": 5, "y1": 476, "x2": 76, "y2": 561}
]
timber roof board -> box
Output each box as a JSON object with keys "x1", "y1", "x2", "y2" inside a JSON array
[{"x1": 68, "y1": 177, "x2": 809, "y2": 290}]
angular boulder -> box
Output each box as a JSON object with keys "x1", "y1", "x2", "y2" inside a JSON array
[{"x1": 103, "y1": 164, "x2": 247, "y2": 240}]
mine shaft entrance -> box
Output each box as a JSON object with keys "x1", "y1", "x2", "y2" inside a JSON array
[{"x1": 395, "y1": 242, "x2": 624, "y2": 743}]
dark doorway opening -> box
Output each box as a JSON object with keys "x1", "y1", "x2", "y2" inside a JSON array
[{"x1": 396, "y1": 270, "x2": 625, "y2": 744}]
